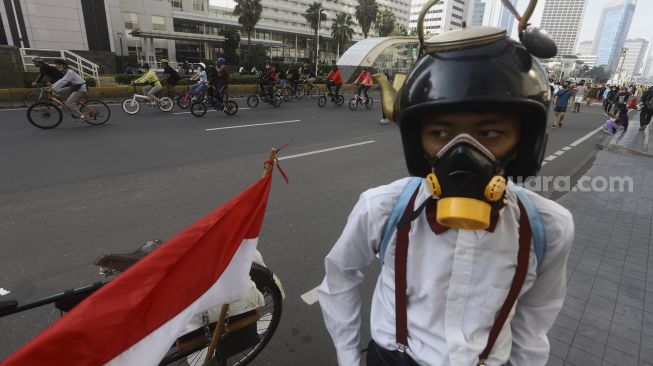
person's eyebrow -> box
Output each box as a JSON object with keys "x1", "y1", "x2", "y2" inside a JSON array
[
  {"x1": 422, "y1": 120, "x2": 454, "y2": 127},
  {"x1": 475, "y1": 118, "x2": 513, "y2": 127}
]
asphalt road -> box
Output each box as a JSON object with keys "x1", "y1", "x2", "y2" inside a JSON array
[{"x1": 0, "y1": 96, "x2": 610, "y2": 364}]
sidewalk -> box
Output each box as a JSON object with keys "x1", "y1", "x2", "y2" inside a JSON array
[{"x1": 546, "y1": 123, "x2": 653, "y2": 365}]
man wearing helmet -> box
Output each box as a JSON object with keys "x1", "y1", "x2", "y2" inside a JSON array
[
  {"x1": 215, "y1": 57, "x2": 230, "y2": 105},
  {"x1": 318, "y1": 5, "x2": 574, "y2": 366},
  {"x1": 31, "y1": 57, "x2": 64, "y2": 87},
  {"x1": 50, "y1": 59, "x2": 88, "y2": 122}
]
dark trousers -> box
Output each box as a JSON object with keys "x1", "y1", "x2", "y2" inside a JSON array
[
  {"x1": 326, "y1": 81, "x2": 341, "y2": 97},
  {"x1": 641, "y1": 107, "x2": 653, "y2": 128},
  {"x1": 366, "y1": 340, "x2": 419, "y2": 366}
]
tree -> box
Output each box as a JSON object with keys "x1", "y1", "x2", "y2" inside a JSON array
[
  {"x1": 220, "y1": 29, "x2": 241, "y2": 65},
  {"x1": 391, "y1": 22, "x2": 408, "y2": 36},
  {"x1": 233, "y1": 0, "x2": 262, "y2": 68},
  {"x1": 355, "y1": 0, "x2": 378, "y2": 38},
  {"x1": 331, "y1": 12, "x2": 355, "y2": 58},
  {"x1": 587, "y1": 66, "x2": 610, "y2": 83},
  {"x1": 304, "y1": 2, "x2": 327, "y2": 66},
  {"x1": 409, "y1": 28, "x2": 417, "y2": 36},
  {"x1": 375, "y1": 9, "x2": 395, "y2": 37}
]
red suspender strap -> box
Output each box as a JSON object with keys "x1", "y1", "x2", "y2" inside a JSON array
[
  {"x1": 477, "y1": 200, "x2": 532, "y2": 364},
  {"x1": 394, "y1": 189, "x2": 419, "y2": 350}
]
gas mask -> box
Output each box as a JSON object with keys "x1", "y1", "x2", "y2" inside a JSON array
[{"x1": 425, "y1": 134, "x2": 507, "y2": 230}]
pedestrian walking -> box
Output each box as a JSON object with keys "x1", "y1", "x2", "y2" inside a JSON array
[
  {"x1": 573, "y1": 79, "x2": 587, "y2": 112},
  {"x1": 318, "y1": 21, "x2": 573, "y2": 366},
  {"x1": 639, "y1": 86, "x2": 653, "y2": 131},
  {"x1": 553, "y1": 82, "x2": 573, "y2": 128}
]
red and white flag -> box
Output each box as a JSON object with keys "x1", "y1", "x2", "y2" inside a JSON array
[{"x1": 2, "y1": 173, "x2": 273, "y2": 366}]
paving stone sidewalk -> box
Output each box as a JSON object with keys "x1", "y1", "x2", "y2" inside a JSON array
[{"x1": 546, "y1": 149, "x2": 653, "y2": 366}]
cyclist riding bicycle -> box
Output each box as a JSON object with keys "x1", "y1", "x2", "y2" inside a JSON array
[
  {"x1": 31, "y1": 57, "x2": 64, "y2": 87},
  {"x1": 50, "y1": 59, "x2": 88, "y2": 122},
  {"x1": 287, "y1": 66, "x2": 300, "y2": 95},
  {"x1": 160, "y1": 59, "x2": 180, "y2": 95},
  {"x1": 190, "y1": 62, "x2": 209, "y2": 99},
  {"x1": 131, "y1": 63, "x2": 162, "y2": 104},
  {"x1": 353, "y1": 68, "x2": 373, "y2": 101},
  {"x1": 301, "y1": 63, "x2": 317, "y2": 90},
  {"x1": 206, "y1": 61, "x2": 220, "y2": 100},
  {"x1": 260, "y1": 60, "x2": 278, "y2": 99},
  {"x1": 323, "y1": 61, "x2": 343, "y2": 101},
  {"x1": 215, "y1": 57, "x2": 230, "y2": 104}
]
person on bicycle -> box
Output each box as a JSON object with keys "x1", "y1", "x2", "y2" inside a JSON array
[
  {"x1": 261, "y1": 60, "x2": 278, "y2": 99},
  {"x1": 287, "y1": 66, "x2": 300, "y2": 96},
  {"x1": 301, "y1": 63, "x2": 317, "y2": 92},
  {"x1": 189, "y1": 62, "x2": 208, "y2": 99},
  {"x1": 323, "y1": 61, "x2": 343, "y2": 101},
  {"x1": 206, "y1": 61, "x2": 220, "y2": 101},
  {"x1": 50, "y1": 59, "x2": 88, "y2": 122},
  {"x1": 353, "y1": 68, "x2": 373, "y2": 101},
  {"x1": 131, "y1": 63, "x2": 162, "y2": 104},
  {"x1": 160, "y1": 59, "x2": 180, "y2": 96},
  {"x1": 31, "y1": 57, "x2": 64, "y2": 87},
  {"x1": 215, "y1": 57, "x2": 230, "y2": 105}
]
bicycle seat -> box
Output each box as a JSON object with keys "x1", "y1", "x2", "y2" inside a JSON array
[{"x1": 94, "y1": 239, "x2": 164, "y2": 272}]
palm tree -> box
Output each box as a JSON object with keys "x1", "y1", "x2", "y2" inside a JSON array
[
  {"x1": 331, "y1": 12, "x2": 355, "y2": 58},
  {"x1": 391, "y1": 22, "x2": 408, "y2": 36},
  {"x1": 304, "y1": 2, "x2": 327, "y2": 67},
  {"x1": 233, "y1": 0, "x2": 262, "y2": 68},
  {"x1": 355, "y1": 0, "x2": 378, "y2": 38},
  {"x1": 375, "y1": 9, "x2": 395, "y2": 37}
]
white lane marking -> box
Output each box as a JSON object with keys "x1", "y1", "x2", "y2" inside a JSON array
[
  {"x1": 562, "y1": 146, "x2": 572, "y2": 151},
  {"x1": 554, "y1": 150, "x2": 566, "y2": 156},
  {"x1": 205, "y1": 119, "x2": 300, "y2": 131},
  {"x1": 278, "y1": 141, "x2": 376, "y2": 161},
  {"x1": 174, "y1": 107, "x2": 250, "y2": 115},
  {"x1": 645, "y1": 124, "x2": 650, "y2": 151},
  {"x1": 0, "y1": 107, "x2": 28, "y2": 111},
  {"x1": 300, "y1": 286, "x2": 320, "y2": 305},
  {"x1": 0, "y1": 288, "x2": 11, "y2": 296},
  {"x1": 542, "y1": 161, "x2": 548, "y2": 166},
  {"x1": 569, "y1": 126, "x2": 603, "y2": 147},
  {"x1": 544, "y1": 155, "x2": 557, "y2": 161}
]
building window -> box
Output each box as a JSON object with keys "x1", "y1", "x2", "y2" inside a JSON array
[
  {"x1": 123, "y1": 12, "x2": 139, "y2": 29},
  {"x1": 170, "y1": 0, "x2": 182, "y2": 9},
  {"x1": 193, "y1": 0, "x2": 205, "y2": 11},
  {"x1": 152, "y1": 16, "x2": 166, "y2": 31}
]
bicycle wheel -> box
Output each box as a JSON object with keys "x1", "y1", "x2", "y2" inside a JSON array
[
  {"x1": 224, "y1": 101, "x2": 238, "y2": 116},
  {"x1": 122, "y1": 98, "x2": 140, "y2": 115},
  {"x1": 271, "y1": 95, "x2": 282, "y2": 108},
  {"x1": 309, "y1": 86, "x2": 321, "y2": 99},
  {"x1": 336, "y1": 95, "x2": 345, "y2": 106},
  {"x1": 27, "y1": 102, "x2": 62, "y2": 129},
  {"x1": 159, "y1": 264, "x2": 283, "y2": 366},
  {"x1": 190, "y1": 101, "x2": 207, "y2": 117},
  {"x1": 365, "y1": 97, "x2": 374, "y2": 110},
  {"x1": 158, "y1": 97, "x2": 174, "y2": 112},
  {"x1": 81, "y1": 100, "x2": 111, "y2": 125},
  {"x1": 281, "y1": 87, "x2": 292, "y2": 103},
  {"x1": 294, "y1": 87, "x2": 304, "y2": 99},
  {"x1": 23, "y1": 90, "x2": 40, "y2": 107},
  {"x1": 222, "y1": 92, "x2": 230, "y2": 102},
  {"x1": 317, "y1": 96, "x2": 326, "y2": 108},
  {"x1": 348, "y1": 98, "x2": 358, "y2": 111},
  {"x1": 177, "y1": 94, "x2": 191, "y2": 109},
  {"x1": 246, "y1": 95, "x2": 259, "y2": 108}
]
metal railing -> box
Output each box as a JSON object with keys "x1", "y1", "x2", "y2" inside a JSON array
[{"x1": 19, "y1": 48, "x2": 101, "y2": 86}]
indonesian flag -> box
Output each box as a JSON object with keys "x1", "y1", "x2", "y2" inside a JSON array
[{"x1": 2, "y1": 173, "x2": 273, "y2": 366}]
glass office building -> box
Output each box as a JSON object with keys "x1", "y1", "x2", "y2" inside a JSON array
[{"x1": 592, "y1": 0, "x2": 636, "y2": 71}]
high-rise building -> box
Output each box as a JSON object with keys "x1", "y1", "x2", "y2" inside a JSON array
[
  {"x1": 409, "y1": 0, "x2": 471, "y2": 35},
  {"x1": 592, "y1": 0, "x2": 636, "y2": 71},
  {"x1": 468, "y1": 0, "x2": 519, "y2": 37},
  {"x1": 577, "y1": 40, "x2": 593, "y2": 55},
  {"x1": 621, "y1": 39, "x2": 648, "y2": 77},
  {"x1": 470, "y1": 0, "x2": 485, "y2": 26},
  {"x1": 539, "y1": 0, "x2": 587, "y2": 58}
]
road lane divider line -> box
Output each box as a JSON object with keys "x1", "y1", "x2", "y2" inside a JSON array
[
  {"x1": 205, "y1": 119, "x2": 300, "y2": 131},
  {"x1": 554, "y1": 150, "x2": 565, "y2": 156},
  {"x1": 278, "y1": 141, "x2": 376, "y2": 161},
  {"x1": 300, "y1": 286, "x2": 320, "y2": 305},
  {"x1": 544, "y1": 155, "x2": 557, "y2": 161},
  {"x1": 569, "y1": 126, "x2": 603, "y2": 147},
  {"x1": 562, "y1": 146, "x2": 572, "y2": 151}
]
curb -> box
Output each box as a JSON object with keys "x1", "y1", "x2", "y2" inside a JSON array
[{"x1": 606, "y1": 124, "x2": 652, "y2": 158}]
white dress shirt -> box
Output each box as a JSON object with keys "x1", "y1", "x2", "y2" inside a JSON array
[{"x1": 318, "y1": 178, "x2": 574, "y2": 366}]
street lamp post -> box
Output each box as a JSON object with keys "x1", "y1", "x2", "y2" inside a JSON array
[{"x1": 117, "y1": 32, "x2": 125, "y2": 70}]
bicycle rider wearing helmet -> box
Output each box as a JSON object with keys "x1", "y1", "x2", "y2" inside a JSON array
[
  {"x1": 31, "y1": 57, "x2": 64, "y2": 87},
  {"x1": 190, "y1": 62, "x2": 208, "y2": 98},
  {"x1": 323, "y1": 60, "x2": 343, "y2": 101},
  {"x1": 261, "y1": 60, "x2": 278, "y2": 99},
  {"x1": 215, "y1": 57, "x2": 230, "y2": 104},
  {"x1": 50, "y1": 58, "x2": 88, "y2": 122},
  {"x1": 131, "y1": 63, "x2": 163, "y2": 103},
  {"x1": 318, "y1": 2, "x2": 574, "y2": 365}
]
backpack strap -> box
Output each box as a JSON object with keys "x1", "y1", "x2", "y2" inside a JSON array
[
  {"x1": 513, "y1": 186, "x2": 547, "y2": 266},
  {"x1": 379, "y1": 177, "x2": 422, "y2": 265}
]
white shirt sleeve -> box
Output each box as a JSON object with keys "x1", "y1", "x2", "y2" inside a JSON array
[
  {"x1": 508, "y1": 205, "x2": 574, "y2": 366},
  {"x1": 318, "y1": 192, "x2": 382, "y2": 366},
  {"x1": 52, "y1": 70, "x2": 73, "y2": 90}
]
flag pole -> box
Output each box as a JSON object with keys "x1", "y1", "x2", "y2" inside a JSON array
[{"x1": 204, "y1": 148, "x2": 280, "y2": 364}]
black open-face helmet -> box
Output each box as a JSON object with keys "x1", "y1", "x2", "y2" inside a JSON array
[{"x1": 394, "y1": 0, "x2": 555, "y2": 180}]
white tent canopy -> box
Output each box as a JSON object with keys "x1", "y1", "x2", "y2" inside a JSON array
[{"x1": 336, "y1": 36, "x2": 420, "y2": 82}]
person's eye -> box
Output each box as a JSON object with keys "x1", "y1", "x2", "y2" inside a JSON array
[
  {"x1": 430, "y1": 130, "x2": 450, "y2": 138},
  {"x1": 479, "y1": 130, "x2": 501, "y2": 138}
]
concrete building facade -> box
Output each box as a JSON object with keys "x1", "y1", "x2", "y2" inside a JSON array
[
  {"x1": 539, "y1": 0, "x2": 587, "y2": 58},
  {"x1": 621, "y1": 38, "x2": 648, "y2": 78},
  {"x1": 577, "y1": 40, "x2": 593, "y2": 55},
  {"x1": 468, "y1": 0, "x2": 519, "y2": 38},
  {"x1": 409, "y1": 0, "x2": 471, "y2": 35},
  {"x1": 592, "y1": 0, "x2": 636, "y2": 71}
]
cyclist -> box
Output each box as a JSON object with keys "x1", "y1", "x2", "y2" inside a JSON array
[
  {"x1": 160, "y1": 59, "x2": 180, "y2": 96},
  {"x1": 352, "y1": 68, "x2": 372, "y2": 102},
  {"x1": 287, "y1": 66, "x2": 300, "y2": 96},
  {"x1": 215, "y1": 57, "x2": 230, "y2": 105},
  {"x1": 301, "y1": 63, "x2": 317, "y2": 93},
  {"x1": 206, "y1": 61, "x2": 220, "y2": 101},
  {"x1": 50, "y1": 59, "x2": 88, "y2": 122},
  {"x1": 261, "y1": 60, "x2": 278, "y2": 100},
  {"x1": 131, "y1": 63, "x2": 162, "y2": 104},
  {"x1": 323, "y1": 61, "x2": 343, "y2": 102},
  {"x1": 189, "y1": 62, "x2": 208, "y2": 100},
  {"x1": 31, "y1": 57, "x2": 64, "y2": 87}
]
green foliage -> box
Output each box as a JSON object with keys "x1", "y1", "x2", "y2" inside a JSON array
[
  {"x1": 304, "y1": 2, "x2": 328, "y2": 64},
  {"x1": 233, "y1": 0, "x2": 263, "y2": 67},
  {"x1": 114, "y1": 74, "x2": 142, "y2": 84},
  {"x1": 587, "y1": 66, "x2": 610, "y2": 82},
  {"x1": 409, "y1": 28, "x2": 417, "y2": 36},
  {"x1": 391, "y1": 22, "x2": 408, "y2": 36},
  {"x1": 355, "y1": 0, "x2": 378, "y2": 38},
  {"x1": 84, "y1": 76, "x2": 97, "y2": 87},
  {"x1": 375, "y1": 9, "x2": 395, "y2": 37},
  {"x1": 331, "y1": 12, "x2": 355, "y2": 55}
]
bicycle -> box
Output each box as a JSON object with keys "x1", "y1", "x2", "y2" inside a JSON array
[
  {"x1": 0, "y1": 239, "x2": 283, "y2": 366},
  {"x1": 246, "y1": 77, "x2": 283, "y2": 108},
  {"x1": 317, "y1": 87, "x2": 345, "y2": 108},
  {"x1": 176, "y1": 79, "x2": 195, "y2": 109},
  {"x1": 287, "y1": 80, "x2": 304, "y2": 99},
  {"x1": 23, "y1": 83, "x2": 48, "y2": 107},
  {"x1": 348, "y1": 88, "x2": 374, "y2": 110},
  {"x1": 122, "y1": 84, "x2": 174, "y2": 115},
  {"x1": 300, "y1": 79, "x2": 321, "y2": 99},
  {"x1": 190, "y1": 92, "x2": 239, "y2": 118},
  {"x1": 26, "y1": 88, "x2": 111, "y2": 129}
]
